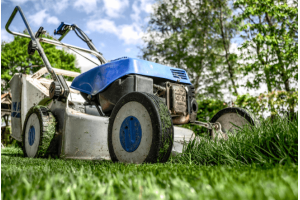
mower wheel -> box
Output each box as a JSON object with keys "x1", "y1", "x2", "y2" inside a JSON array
[
  {"x1": 209, "y1": 107, "x2": 259, "y2": 139},
  {"x1": 22, "y1": 106, "x2": 58, "y2": 158},
  {"x1": 108, "y1": 92, "x2": 174, "y2": 164}
]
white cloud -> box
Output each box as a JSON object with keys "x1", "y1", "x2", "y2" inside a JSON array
[
  {"x1": 1, "y1": 29, "x2": 14, "y2": 42},
  {"x1": 31, "y1": 0, "x2": 69, "y2": 14},
  {"x1": 28, "y1": 9, "x2": 60, "y2": 26},
  {"x1": 87, "y1": 19, "x2": 144, "y2": 45},
  {"x1": 130, "y1": 1, "x2": 141, "y2": 22},
  {"x1": 9, "y1": 0, "x2": 30, "y2": 4},
  {"x1": 47, "y1": 16, "x2": 60, "y2": 25},
  {"x1": 103, "y1": 0, "x2": 129, "y2": 18},
  {"x1": 28, "y1": 9, "x2": 48, "y2": 27},
  {"x1": 140, "y1": 0, "x2": 154, "y2": 13},
  {"x1": 74, "y1": 0, "x2": 98, "y2": 14},
  {"x1": 119, "y1": 24, "x2": 144, "y2": 45},
  {"x1": 87, "y1": 19, "x2": 118, "y2": 34},
  {"x1": 130, "y1": 0, "x2": 154, "y2": 23},
  {"x1": 125, "y1": 48, "x2": 131, "y2": 52},
  {"x1": 53, "y1": 0, "x2": 69, "y2": 13}
]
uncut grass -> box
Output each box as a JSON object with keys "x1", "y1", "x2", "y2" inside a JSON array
[
  {"x1": 2, "y1": 148, "x2": 298, "y2": 200},
  {"x1": 175, "y1": 115, "x2": 298, "y2": 166}
]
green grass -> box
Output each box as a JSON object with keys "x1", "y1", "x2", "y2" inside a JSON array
[
  {"x1": 2, "y1": 148, "x2": 298, "y2": 200},
  {"x1": 1, "y1": 116, "x2": 298, "y2": 200},
  {"x1": 176, "y1": 115, "x2": 298, "y2": 166}
]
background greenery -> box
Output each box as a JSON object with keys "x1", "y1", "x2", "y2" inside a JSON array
[
  {"x1": 1, "y1": 32, "x2": 80, "y2": 92},
  {"x1": 141, "y1": 0, "x2": 298, "y2": 118}
]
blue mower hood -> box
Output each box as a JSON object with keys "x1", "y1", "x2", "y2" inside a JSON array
[{"x1": 70, "y1": 57, "x2": 191, "y2": 95}]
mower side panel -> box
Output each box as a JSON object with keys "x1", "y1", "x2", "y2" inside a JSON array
[
  {"x1": 61, "y1": 107, "x2": 110, "y2": 160},
  {"x1": 9, "y1": 74, "x2": 48, "y2": 141},
  {"x1": 70, "y1": 57, "x2": 191, "y2": 95},
  {"x1": 9, "y1": 75, "x2": 22, "y2": 141},
  {"x1": 59, "y1": 107, "x2": 194, "y2": 160}
]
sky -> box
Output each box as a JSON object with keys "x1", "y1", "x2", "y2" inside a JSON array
[{"x1": 1, "y1": 0, "x2": 155, "y2": 72}]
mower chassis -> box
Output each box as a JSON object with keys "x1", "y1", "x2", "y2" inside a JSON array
[
  {"x1": 7, "y1": 6, "x2": 196, "y2": 161},
  {"x1": 9, "y1": 68, "x2": 195, "y2": 160}
]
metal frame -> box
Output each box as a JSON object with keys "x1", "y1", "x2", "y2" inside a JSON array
[
  {"x1": 6, "y1": 6, "x2": 228, "y2": 161},
  {"x1": 5, "y1": 6, "x2": 107, "y2": 72}
]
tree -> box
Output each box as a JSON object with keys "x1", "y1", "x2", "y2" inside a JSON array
[
  {"x1": 141, "y1": 0, "x2": 240, "y2": 99},
  {"x1": 1, "y1": 32, "x2": 80, "y2": 92},
  {"x1": 213, "y1": 0, "x2": 240, "y2": 95},
  {"x1": 234, "y1": 0, "x2": 298, "y2": 114}
]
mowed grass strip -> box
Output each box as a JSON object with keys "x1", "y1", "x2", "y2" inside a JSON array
[
  {"x1": 2, "y1": 147, "x2": 298, "y2": 200},
  {"x1": 176, "y1": 115, "x2": 298, "y2": 166}
]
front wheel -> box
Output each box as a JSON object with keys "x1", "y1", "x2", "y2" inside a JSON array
[
  {"x1": 108, "y1": 92, "x2": 174, "y2": 164},
  {"x1": 22, "y1": 106, "x2": 58, "y2": 158},
  {"x1": 209, "y1": 107, "x2": 259, "y2": 139}
]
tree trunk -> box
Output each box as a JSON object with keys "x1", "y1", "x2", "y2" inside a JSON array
[
  {"x1": 265, "y1": 12, "x2": 294, "y2": 115},
  {"x1": 218, "y1": 0, "x2": 239, "y2": 96}
]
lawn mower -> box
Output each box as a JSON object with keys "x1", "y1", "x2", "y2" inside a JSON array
[{"x1": 6, "y1": 6, "x2": 257, "y2": 163}]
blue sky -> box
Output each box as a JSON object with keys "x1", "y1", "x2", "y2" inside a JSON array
[{"x1": 1, "y1": 0, "x2": 155, "y2": 72}]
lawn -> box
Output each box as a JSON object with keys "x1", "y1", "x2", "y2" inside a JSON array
[{"x1": 1, "y1": 116, "x2": 298, "y2": 200}]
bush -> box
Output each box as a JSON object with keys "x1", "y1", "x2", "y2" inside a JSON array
[{"x1": 235, "y1": 91, "x2": 298, "y2": 117}]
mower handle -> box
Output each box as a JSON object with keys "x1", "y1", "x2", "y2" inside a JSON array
[
  {"x1": 5, "y1": 6, "x2": 59, "y2": 81},
  {"x1": 5, "y1": 6, "x2": 106, "y2": 67}
]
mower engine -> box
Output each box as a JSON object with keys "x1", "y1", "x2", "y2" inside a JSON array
[{"x1": 70, "y1": 57, "x2": 198, "y2": 125}]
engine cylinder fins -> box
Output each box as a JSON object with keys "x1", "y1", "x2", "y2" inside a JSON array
[
  {"x1": 22, "y1": 106, "x2": 59, "y2": 158},
  {"x1": 108, "y1": 92, "x2": 174, "y2": 164},
  {"x1": 209, "y1": 107, "x2": 259, "y2": 140}
]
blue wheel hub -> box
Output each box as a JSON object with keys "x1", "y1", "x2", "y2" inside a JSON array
[
  {"x1": 120, "y1": 116, "x2": 142, "y2": 152},
  {"x1": 28, "y1": 126, "x2": 35, "y2": 146}
]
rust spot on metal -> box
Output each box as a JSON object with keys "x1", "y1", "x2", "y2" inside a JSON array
[{"x1": 172, "y1": 114, "x2": 190, "y2": 125}]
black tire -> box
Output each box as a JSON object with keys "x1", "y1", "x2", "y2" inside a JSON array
[
  {"x1": 209, "y1": 107, "x2": 259, "y2": 138},
  {"x1": 108, "y1": 92, "x2": 174, "y2": 164},
  {"x1": 22, "y1": 106, "x2": 58, "y2": 158}
]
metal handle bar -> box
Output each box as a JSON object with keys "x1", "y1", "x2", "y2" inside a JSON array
[
  {"x1": 5, "y1": 6, "x2": 107, "y2": 71},
  {"x1": 5, "y1": 6, "x2": 60, "y2": 81},
  {"x1": 39, "y1": 38, "x2": 106, "y2": 64}
]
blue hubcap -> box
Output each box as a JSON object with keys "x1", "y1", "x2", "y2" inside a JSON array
[
  {"x1": 28, "y1": 126, "x2": 35, "y2": 146},
  {"x1": 120, "y1": 116, "x2": 142, "y2": 152}
]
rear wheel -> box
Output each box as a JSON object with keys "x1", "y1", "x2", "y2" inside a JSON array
[
  {"x1": 209, "y1": 107, "x2": 258, "y2": 139},
  {"x1": 108, "y1": 92, "x2": 174, "y2": 164},
  {"x1": 22, "y1": 106, "x2": 58, "y2": 158}
]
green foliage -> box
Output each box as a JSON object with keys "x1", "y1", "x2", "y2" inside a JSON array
[
  {"x1": 234, "y1": 0, "x2": 298, "y2": 113},
  {"x1": 176, "y1": 115, "x2": 298, "y2": 166},
  {"x1": 142, "y1": 0, "x2": 298, "y2": 115},
  {"x1": 141, "y1": 0, "x2": 240, "y2": 98},
  {"x1": 1, "y1": 126, "x2": 21, "y2": 148},
  {"x1": 1, "y1": 33, "x2": 80, "y2": 92},
  {"x1": 2, "y1": 148, "x2": 298, "y2": 199},
  {"x1": 1, "y1": 127, "x2": 11, "y2": 147},
  {"x1": 235, "y1": 91, "x2": 298, "y2": 117}
]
